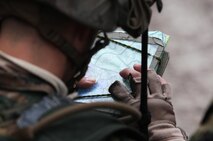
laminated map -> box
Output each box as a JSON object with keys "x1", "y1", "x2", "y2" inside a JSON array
[{"x1": 75, "y1": 31, "x2": 169, "y2": 103}]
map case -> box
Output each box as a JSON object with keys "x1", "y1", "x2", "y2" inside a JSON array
[{"x1": 75, "y1": 31, "x2": 170, "y2": 103}]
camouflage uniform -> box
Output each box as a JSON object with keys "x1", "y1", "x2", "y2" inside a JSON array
[
  {"x1": 0, "y1": 51, "x2": 188, "y2": 141},
  {"x1": 0, "y1": 0, "x2": 189, "y2": 141},
  {"x1": 0, "y1": 52, "x2": 146, "y2": 141},
  {"x1": 0, "y1": 50, "x2": 69, "y2": 128}
]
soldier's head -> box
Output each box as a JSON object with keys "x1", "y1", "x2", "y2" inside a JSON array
[{"x1": 0, "y1": 0, "x2": 152, "y2": 91}]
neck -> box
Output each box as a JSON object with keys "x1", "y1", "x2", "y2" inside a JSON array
[{"x1": 0, "y1": 18, "x2": 72, "y2": 81}]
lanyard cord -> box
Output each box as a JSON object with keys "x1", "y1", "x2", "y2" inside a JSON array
[
  {"x1": 139, "y1": 29, "x2": 151, "y2": 140},
  {"x1": 139, "y1": 1, "x2": 163, "y2": 136}
]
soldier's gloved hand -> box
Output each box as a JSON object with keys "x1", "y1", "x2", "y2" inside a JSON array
[
  {"x1": 109, "y1": 64, "x2": 176, "y2": 125},
  {"x1": 146, "y1": 70, "x2": 176, "y2": 125},
  {"x1": 109, "y1": 64, "x2": 187, "y2": 141}
]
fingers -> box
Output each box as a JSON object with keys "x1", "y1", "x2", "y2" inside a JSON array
[
  {"x1": 120, "y1": 68, "x2": 141, "y2": 79},
  {"x1": 157, "y1": 75, "x2": 171, "y2": 99},
  {"x1": 119, "y1": 64, "x2": 171, "y2": 100},
  {"x1": 129, "y1": 75, "x2": 141, "y2": 99},
  {"x1": 109, "y1": 81, "x2": 133, "y2": 103},
  {"x1": 157, "y1": 75, "x2": 167, "y2": 85},
  {"x1": 76, "y1": 77, "x2": 96, "y2": 88},
  {"x1": 119, "y1": 64, "x2": 141, "y2": 79},
  {"x1": 133, "y1": 64, "x2": 141, "y2": 72},
  {"x1": 148, "y1": 70, "x2": 173, "y2": 102},
  {"x1": 162, "y1": 84, "x2": 172, "y2": 101},
  {"x1": 148, "y1": 70, "x2": 162, "y2": 94}
]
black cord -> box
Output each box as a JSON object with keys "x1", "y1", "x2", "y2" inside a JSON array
[{"x1": 139, "y1": 29, "x2": 151, "y2": 140}]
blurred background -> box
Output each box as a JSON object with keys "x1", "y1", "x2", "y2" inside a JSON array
[{"x1": 150, "y1": 0, "x2": 213, "y2": 136}]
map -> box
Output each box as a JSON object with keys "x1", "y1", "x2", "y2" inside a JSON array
[{"x1": 75, "y1": 31, "x2": 169, "y2": 103}]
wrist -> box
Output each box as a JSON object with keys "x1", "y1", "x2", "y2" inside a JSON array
[{"x1": 148, "y1": 122, "x2": 187, "y2": 141}]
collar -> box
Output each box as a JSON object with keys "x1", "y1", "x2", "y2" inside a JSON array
[{"x1": 0, "y1": 51, "x2": 68, "y2": 96}]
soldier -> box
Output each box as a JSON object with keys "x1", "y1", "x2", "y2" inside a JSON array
[{"x1": 0, "y1": 0, "x2": 187, "y2": 141}]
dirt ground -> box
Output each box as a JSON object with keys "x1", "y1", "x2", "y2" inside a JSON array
[{"x1": 150, "y1": 0, "x2": 213, "y2": 136}]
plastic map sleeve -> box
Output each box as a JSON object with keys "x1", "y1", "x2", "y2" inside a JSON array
[{"x1": 75, "y1": 31, "x2": 169, "y2": 103}]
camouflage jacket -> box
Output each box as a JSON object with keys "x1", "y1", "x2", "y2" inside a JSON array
[
  {"x1": 0, "y1": 51, "x2": 146, "y2": 141},
  {"x1": 0, "y1": 51, "x2": 188, "y2": 141}
]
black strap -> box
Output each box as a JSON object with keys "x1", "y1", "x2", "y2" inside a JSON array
[
  {"x1": 139, "y1": 29, "x2": 151, "y2": 141},
  {"x1": 156, "y1": 0, "x2": 163, "y2": 12}
]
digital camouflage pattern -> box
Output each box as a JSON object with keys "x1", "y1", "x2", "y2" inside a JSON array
[
  {"x1": 0, "y1": 52, "x2": 146, "y2": 141},
  {"x1": 0, "y1": 52, "x2": 55, "y2": 135}
]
